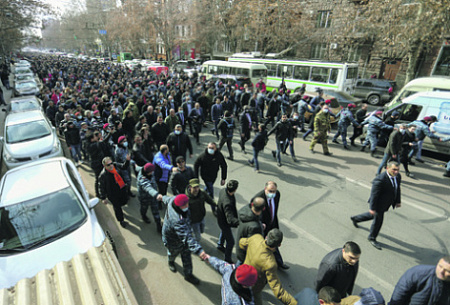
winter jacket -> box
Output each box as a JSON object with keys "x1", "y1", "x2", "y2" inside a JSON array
[
  {"x1": 65, "y1": 126, "x2": 81, "y2": 146},
  {"x1": 313, "y1": 110, "x2": 331, "y2": 134},
  {"x1": 315, "y1": 248, "x2": 359, "y2": 298},
  {"x1": 362, "y1": 115, "x2": 393, "y2": 135},
  {"x1": 170, "y1": 167, "x2": 195, "y2": 195},
  {"x1": 211, "y1": 103, "x2": 223, "y2": 121},
  {"x1": 161, "y1": 196, "x2": 203, "y2": 254},
  {"x1": 153, "y1": 151, "x2": 173, "y2": 183},
  {"x1": 216, "y1": 188, "x2": 239, "y2": 228},
  {"x1": 338, "y1": 109, "x2": 359, "y2": 127},
  {"x1": 410, "y1": 120, "x2": 440, "y2": 141},
  {"x1": 268, "y1": 120, "x2": 293, "y2": 141},
  {"x1": 236, "y1": 204, "x2": 263, "y2": 262},
  {"x1": 384, "y1": 130, "x2": 403, "y2": 155},
  {"x1": 209, "y1": 256, "x2": 255, "y2": 305},
  {"x1": 98, "y1": 160, "x2": 130, "y2": 205},
  {"x1": 166, "y1": 132, "x2": 193, "y2": 159},
  {"x1": 240, "y1": 234, "x2": 298, "y2": 305},
  {"x1": 389, "y1": 264, "x2": 447, "y2": 305},
  {"x1": 185, "y1": 187, "x2": 216, "y2": 223},
  {"x1": 137, "y1": 169, "x2": 159, "y2": 204},
  {"x1": 252, "y1": 130, "x2": 268, "y2": 151},
  {"x1": 151, "y1": 122, "x2": 170, "y2": 146},
  {"x1": 194, "y1": 149, "x2": 227, "y2": 183}
]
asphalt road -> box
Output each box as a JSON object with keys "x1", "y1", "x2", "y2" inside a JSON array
[{"x1": 0, "y1": 83, "x2": 448, "y2": 304}]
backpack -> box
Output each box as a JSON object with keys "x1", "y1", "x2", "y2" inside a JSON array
[{"x1": 226, "y1": 118, "x2": 234, "y2": 138}]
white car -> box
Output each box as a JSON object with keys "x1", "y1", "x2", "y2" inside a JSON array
[
  {"x1": 0, "y1": 157, "x2": 105, "y2": 289},
  {"x1": 0, "y1": 110, "x2": 63, "y2": 169}
]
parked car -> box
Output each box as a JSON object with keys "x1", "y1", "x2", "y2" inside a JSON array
[
  {"x1": 323, "y1": 90, "x2": 363, "y2": 108},
  {"x1": 0, "y1": 110, "x2": 63, "y2": 169},
  {"x1": 352, "y1": 78, "x2": 396, "y2": 105},
  {"x1": 13, "y1": 67, "x2": 33, "y2": 78},
  {"x1": 12, "y1": 81, "x2": 40, "y2": 97},
  {"x1": 4, "y1": 96, "x2": 42, "y2": 114},
  {"x1": 173, "y1": 60, "x2": 197, "y2": 76},
  {"x1": 0, "y1": 157, "x2": 105, "y2": 289}
]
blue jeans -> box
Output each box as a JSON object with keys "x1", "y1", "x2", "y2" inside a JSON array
[
  {"x1": 250, "y1": 148, "x2": 261, "y2": 170},
  {"x1": 283, "y1": 140, "x2": 295, "y2": 157},
  {"x1": 217, "y1": 225, "x2": 234, "y2": 262},
  {"x1": 204, "y1": 181, "x2": 216, "y2": 212},
  {"x1": 409, "y1": 139, "x2": 424, "y2": 160},
  {"x1": 70, "y1": 143, "x2": 82, "y2": 162},
  {"x1": 275, "y1": 140, "x2": 286, "y2": 163},
  {"x1": 191, "y1": 219, "x2": 205, "y2": 242}
]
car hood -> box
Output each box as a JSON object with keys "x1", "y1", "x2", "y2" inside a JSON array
[
  {"x1": 0, "y1": 214, "x2": 105, "y2": 289},
  {"x1": 5, "y1": 135, "x2": 55, "y2": 158}
]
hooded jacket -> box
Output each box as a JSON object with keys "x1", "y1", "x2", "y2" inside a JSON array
[{"x1": 236, "y1": 204, "x2": 263, "y2": 262}]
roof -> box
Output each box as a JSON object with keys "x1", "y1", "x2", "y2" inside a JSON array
[
  {"x1": 0, "y1": 158, "x2": 69, "y2": 206},
  {"x1": 4, "y1": 110, "x2": 45, "y2": 126},
  {"x1": 0, "y1": 242, "x2": 138, "y2": 305},
  {"x1": 202, "y1": 60, "x2": 267, "y2": 69}
]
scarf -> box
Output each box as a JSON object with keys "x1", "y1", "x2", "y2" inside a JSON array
[{"x1": 107, "y1": 167, "x2": 126, "y2": 189}]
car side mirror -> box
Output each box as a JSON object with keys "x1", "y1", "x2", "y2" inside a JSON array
[
  {"x1": 88, "y1": 198, "x2": 100, "y2": 209},
  {"x1": 0, "y1": 136, "x2": 3, "y2": 143}
]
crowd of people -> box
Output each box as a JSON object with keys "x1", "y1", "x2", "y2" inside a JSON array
[{"x1": 1, "y1": 54, "x2": 448, "y2": 305}]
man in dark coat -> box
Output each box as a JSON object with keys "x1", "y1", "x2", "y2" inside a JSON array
[
  {"x1": 194, "y1": 142, "x2": 227, "y2": 200},
  {"x1": 351, "y1": 161, "x2": 402, "y2": 250},
  {"x1": 389, "y1": 255, "x2": 450, "y2": 305},
  {"x1": 98, "y1": 156, "x2": 131, "y2": 228},
  {"x1": 250, "y1": 181, "x2": 289, "y2": 270},
  {"x1": 239, "y1": 106, "x2": 253, "y2": 154},
  {"x1": 151, "y1": 114, "x2": 170, "y2": 150},
  {"x1": 376, "y1": 124, "x2": 405, "y2": 175},
  {"x1": 87, "y1": 131, "x2": 113, "y2": 197},
  {"x1": 217, "y1": 110, "x2": 235, "y2": 160},
  {"x1": 314, "y1": 241, "x2": 361, "y2": 299},
  {"x1": 267, "y1": 114, "x2": 293, "y2": 167},
  {"x1": 166, "y1": 124, "x2": 193, "y2": 165},
  {"x1": 185, "y1": 178, "x2": 216, "y2": 242},
  {"x1": 235, "y1": 197, "x2": 265, "y2": 264},
  {"x1": 216, "y1": 180, "x2": 240, "y2": 264},
  {"x1": 170, "y1": 156, "x2": 195, "y2": 195}
]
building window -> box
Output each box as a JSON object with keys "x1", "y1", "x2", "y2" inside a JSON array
[
  {"x1": 316, "y1": 10, "x2": 332, "y2": 28},
  {"x1": 347, "y1": 46, "x2": 362, "y2": 62},
  {"x1": 310, "y1": 43, "x2": 328, "y2": 59}
]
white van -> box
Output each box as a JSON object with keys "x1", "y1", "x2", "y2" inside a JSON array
[
  {"x1": 387, "y1": 76, "x2": 450, "y2": 108},
  {"x1": 383, "y1": 91, "x2": 450, "y2": 155}
]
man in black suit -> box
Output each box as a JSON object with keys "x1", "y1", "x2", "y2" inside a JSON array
[
  {"x1": 251, "y1": 181, "x2": 290, "y2": 270},
  {"x1": 351, "y1": 161, "x2": 402, "y2": 250},
  {"x1": 176, "y1": 106, "x2": 187, "y2": 132}
]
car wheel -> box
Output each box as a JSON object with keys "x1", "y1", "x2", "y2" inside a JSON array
[{"x1": 367, "y1": 94, "x2": 380, "y2": 105}]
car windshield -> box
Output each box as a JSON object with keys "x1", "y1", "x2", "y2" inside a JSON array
[
  {"x1": 0, "y1": 187, "x2": 87, "y2": 251},
  {"x1": 6, "y1": 120, "x2": 51, "y2": 144},
  {"x1": 16, "y1": 82, "x2": 36, "y2": 89},
  {"x1": 10, "y1": 100, "x2": 40, "y2": 113},
  {"x1": 15, "y1": 69, "x2": 32, "y2": 75},
  {"x1": 16, "y1": 75, "x2": 33, "y2": 81}
]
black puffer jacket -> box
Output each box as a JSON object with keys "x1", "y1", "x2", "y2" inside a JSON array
[
  {"x1": 315, "y1": 248, "x2": 359, "y2": 298},
  {"x1": 236, "y1": 204, "x2": 263, "y2": 262},
  {"x1": 194, "y1": 148, "x2": 227, "y2": 182}
]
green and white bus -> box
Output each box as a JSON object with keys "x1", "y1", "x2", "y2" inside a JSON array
[
  {"x1": 201, "y1": 60, "x2": 267, "y2": 88},
  {"x1": 228, "y1": 57, "x2": 359, "y2": 93}
]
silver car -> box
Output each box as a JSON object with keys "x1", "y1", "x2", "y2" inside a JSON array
[
  {"x1": 0, "y1": 110, "x2": 63, "y2": 169},
  {"x1": 0, "y1": 157, "x2": 105, "y2": 289},
  {"x1": 13, "y1": 80, "x2": 40, "y2": 97}
]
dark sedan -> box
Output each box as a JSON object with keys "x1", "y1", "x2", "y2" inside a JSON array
[{"x1": 323, "y1": 90, "x2": 363, "y2": 108}]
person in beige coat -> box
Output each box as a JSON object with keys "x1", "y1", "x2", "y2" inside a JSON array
[{"x1": 239, "y1": 229, "x2": 297, "y2": 305}]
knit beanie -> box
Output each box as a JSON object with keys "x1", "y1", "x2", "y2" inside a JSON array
[
  {"x1": 174, "y1": 194, "x2": 189, "y2": 207},
  {"x1": 235, "y1": 264, "x2": 258, "y2": 287}
]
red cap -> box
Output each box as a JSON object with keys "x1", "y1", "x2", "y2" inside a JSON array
[
  {"x1": 235, "y1": 264, "x2": 258, "y2": 287},
  {"x1": 143, "y1": 163, "x2": 156, "y2": 173},
  {"x1": 302, "y1": 95, "x2": 309, "y2": 100},
  {"x1": 75, "y1": 112, "x2": 81, "y2": 116},
  {"x1": 174, "y1": 194, "x2": 189, "y2": 207},
  {"x1": 423, "y1": 116, "x2": 432, "y2": 121},
  {"x1": 103, "y1": 123, "x2": 109, "y2": 129},
  {"x1": 118, "y1": 135, "x2": 126, "y2": 143},
  {"x1": 93, "y1": 110, "x2": 100, "y2": 115},
  {"x1": 325, "y1": 99, "x2": 332, "y2": 104},
  {"x1": 375, "y1": 110, "x2": 383, "y2": 115},
  {"x1": 348, "y1": 104, "x2": 356, "y2": 108}
]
